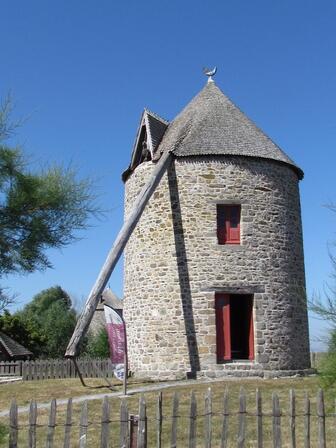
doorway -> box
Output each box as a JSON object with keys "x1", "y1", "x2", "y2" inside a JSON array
[{"x1": 215, "y1": 294, "x2": 254, "y2": 362}]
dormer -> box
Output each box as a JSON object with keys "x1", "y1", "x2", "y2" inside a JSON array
[{"x1": 122, "y1": 109, "x2": 169, "y2": 182}]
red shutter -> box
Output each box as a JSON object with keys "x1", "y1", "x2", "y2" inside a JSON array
[
  {"x1": 215, "y1": 294, "x2": 231, "y2": 361},
  {"x1": 217, "y1": 205, "x2": 241, "y2": 245},
  {"x1": 248, "y1": 300, "x2": 255, "y2": 360}
]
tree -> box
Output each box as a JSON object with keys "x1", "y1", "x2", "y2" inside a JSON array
[
  {"x1": 309, "y1": 205, "x2": 336, "y2": 386},
  {"x1": 0, "y1": 286, "x2": 77, "y2": 358},
  {"x1": 83, "y1": 328, "x2": 110, "y2": 358},
  {"x1": 0, "y1": 95, "x2": 99, "y2": 309}
]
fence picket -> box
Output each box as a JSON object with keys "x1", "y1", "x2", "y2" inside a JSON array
[
  {"x1": 46, "y1": 398, "x2": 57, "y2": 448},
  {"x1": 204, "y1": 387, "x2": 212, "y2": 448},
  {"x1": 256, "y1": 388, "x2": 262, "y2": 448},
  {"x1": 156, "y1": 392, "x2": 163, "y2": 448},
  {"x1": 189, "y1": 391, "x2": 197, "y2": 448},
  {"x1": 221, "y1": 388, "x2": 229, "y2": 448},
  {"x1": 28, "y1": 399, "x2": 37, "y2": 448},
  {"x1": 237, "y1": 387, "x2": 246, "y2": 448},
  {"x1": 289, "y1": 389, "x2": 296, "y2": 448},
  {"x1": 272, "y1": 393, "x2": 281, "y2": 448},
  {"x1": 100, "y1": 396, "x2": 110, "y2": 448},
  {"x1": 171, "y1": 392, "x2": 179, "y2": 448},
  {"x1": 137, "y1": 394, "x2": 147, "y2": 448},
  {"x1": 9, "y1": 399, "x2": 18, "y2": 448},
  {"x1": 79, "y1": 400, "x2": 88, "y2": 448},
  {"x1": 304, "y1": 392, "x2": 310, "y2": 448},
  {"x1": 317, "y1": 389, "x2": 326, "y2": 448},
  {"x1": 120, "y1": 399, "x2": 129, "y2": 448},
  {"x1": 63, "y1": 398, "x2": 72, "y2": 448}
]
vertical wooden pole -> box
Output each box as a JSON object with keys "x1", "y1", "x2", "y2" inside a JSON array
[
  {"x1": 272, "y1": 393, "x2": 281, "y2": 448},
  {"x1": 204, "y1": 387, "x2": 212, "y2": 448},
  {"x1": 100, "y1": 396, "x2": 110, "y2": 448},
  {"x1": 122, "y1": 315, "x2": 128, "y2": 396},
  {"x1": 304, "y1": 392, "x2": 310, "y2": 448},
  {"x1": 46, "y1": 399, "x2": 57, "y2": 448},
  {"x1": 237, "y1": 387, "x2": 246, "y2": 448},
  {"x1": 137, "y1": 395, "x2": 147, "y2": 448},
  {"x1": 289, "y1": 389, "x2": 296, "y2": 448},
  {"x1": 256, "y1": 388, "x2": 263, "y2": 448},
  {"x1": 120, "y1": 399, "x2": 129, "y2": 448},
  {"x1": 9, "y1": 399, "x2": 18, "y2": 448},
  {"x1": 63, "y1": 398, "x2": 73, "y2": 448},
  {"x1": 317, "y1": 389, "x2": 326, "y2": 448},
  {"x1": 189, "y1": 391, "x2": 197, "y2": 448},
  {"x1": 28, "y1": 399, "x2": 37, "y2": 448},
  {"x1": 221, "y1": 388, "x2": 229, "y2": 448},
  {"x1": 156, "y1": 392, "x2": 163, "y2": 448},
  {"x1": 171, "y1": 392, "x2": 179, "y2": 448}
]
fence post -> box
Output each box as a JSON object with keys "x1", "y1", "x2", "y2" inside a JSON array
[
  {"x1": 79, "y1": 400, "x2": 88, "y2": 448},
  {"x1": 272, "y1": 393, "x2": 281, "y2": 448},
  {"x1": 100, "y1": 396, "x2": 110, "y2": 448},
  {"x1": 237, "y1": 387, "x2": 246, "y2": 448},
  {"x1": 171, "y1": 392, "x2": 179, "y2": 448},
  {"x1": 289, "y1": 389, "x2": 296, "y2": 448},
  {"x1": 204, "y1": 387, "x2": 212, "y2": 448},
  {"x1": 189, "y1": 391, "x2": 197, "y2": 448},
  {"x1": 63, "y1": 398, "x2": 73, "y2": 448},
  {"x1": 9, "y1": 399, "x2": 18, "y2": 448},
  {"x1": 137, "y1": 394, "x2": 147, "y2": 448},
  {"x1": 317, "y1": 389, "x2": 326, "y2": 448},
  {"x1": 304, "y1": 392, "x2": 310, "y2": 448},
  {"x1": 256, "y1": 388, "x2": 263, "y2": 448},
  {"x1": 46, "y1": 398, "x2": 57, "y2": 448},
  {"x1": 156, "y1": 392, "x2": 163, "y2": 448},
  {"x1": 221, "y1": 387, "x2": 229, "y2": 448},
  {"x1": 28, "y1": 399, "x2": 37, "y2": 448},
  {"x1": 120, "y1": 399, "x2": 129, "y2": 448}
]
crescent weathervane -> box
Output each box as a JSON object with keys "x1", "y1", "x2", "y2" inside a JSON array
[{"x1": 203, "y1": 66, "x2": 217, "y2": 82}]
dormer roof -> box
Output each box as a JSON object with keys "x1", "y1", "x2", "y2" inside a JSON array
[{"x1": 122, "y1": 109, "x2": 168, "y2": 181}]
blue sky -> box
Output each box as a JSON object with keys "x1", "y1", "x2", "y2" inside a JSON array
[{"x1": 1, "y1": 0, "x2": 335, "y2": 350}]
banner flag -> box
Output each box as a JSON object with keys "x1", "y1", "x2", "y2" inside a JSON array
[{"x1": 104, "y1": 305, "x2": 125, "y2": 364}]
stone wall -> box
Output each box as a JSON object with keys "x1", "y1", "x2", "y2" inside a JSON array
[{"x1": 123, "y1": 156, "x2": 311, "y2": 380}]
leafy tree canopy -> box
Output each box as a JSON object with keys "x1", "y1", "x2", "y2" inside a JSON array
[
  {"x1": 0, "y1": 286, "x2": 77, "y2": 358},
  {"x1": 0, "y1": 95, "x2": 100, "y2": 309}
]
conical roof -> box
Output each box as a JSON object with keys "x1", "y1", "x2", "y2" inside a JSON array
[{"x1": 158, "y1": 81, "x2": 303, "y2": 178}]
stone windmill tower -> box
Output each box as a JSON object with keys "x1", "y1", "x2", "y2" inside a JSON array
[{"x1": 121, "y1": 77, "x2": 311, "y2": 380}]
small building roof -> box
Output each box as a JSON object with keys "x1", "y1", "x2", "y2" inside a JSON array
[
  {"x1": 0, "y1": 331, "x2": 33, "y2": 358},
  {"x1": 157, "y1": 81, "x2": 303, "y2": 178},
  {"x1": 96, "y1": 288, "x2": 123, "y2": 310}
]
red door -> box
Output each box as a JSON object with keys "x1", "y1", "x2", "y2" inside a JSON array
[
  {"x1": 215, "y1": 294, "x2": 231, "y2": 361},
  {"x1": 215, "y1": 294, "x2": 254, "y2": 362}
]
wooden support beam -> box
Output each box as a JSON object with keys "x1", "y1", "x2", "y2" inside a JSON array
[{"x1": 65, "y1": 151, "x2": 173, "y2": 357}]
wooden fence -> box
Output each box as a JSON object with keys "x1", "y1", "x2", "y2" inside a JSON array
[
  {"x1": 4, "y1": 387, "x2": 334, "y2": 447},
  {"x1": 0, "y1": 359, "x2": 114, "y2": 380}
]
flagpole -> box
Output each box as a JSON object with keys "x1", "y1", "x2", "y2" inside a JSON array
[{"x1": 122, "y1": 314, "x2": 128, "y2": 395}]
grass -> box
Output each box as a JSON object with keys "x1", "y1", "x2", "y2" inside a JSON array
[{"x1": 0, "y1": 375, "x2": 335, "y2": 447}]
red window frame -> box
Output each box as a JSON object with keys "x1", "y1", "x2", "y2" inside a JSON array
[{"x1": 217, "y1": 204, "x2": 241, "y2": 245}]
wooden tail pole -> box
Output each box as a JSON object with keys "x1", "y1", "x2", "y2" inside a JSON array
[{"x1": 65, "y1": 151, "x2": 173, "y2": 358}]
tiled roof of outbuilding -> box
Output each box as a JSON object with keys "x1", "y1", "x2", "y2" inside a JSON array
[
  {"x1": 0, "y1": 331, "x2": 33, "y2": 358},
  {"x1": 157, "y1": 81, "x2": 303, "y2": 178}
]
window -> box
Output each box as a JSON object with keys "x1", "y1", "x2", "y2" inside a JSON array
[
  {"x1": 215, "y1": 294, "x2": 254, "y2": 362},
  {"x1": 217, "y1": 205, "x2": 241, "y2": 244}
]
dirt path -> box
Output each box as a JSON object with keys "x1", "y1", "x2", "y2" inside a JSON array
[{"x1": 0, "y1": 376, "x2": 257, "y2": 417}]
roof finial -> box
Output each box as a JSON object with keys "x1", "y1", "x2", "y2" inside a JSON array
[{"x1": 203, "y1": 66, "x2": 217, "y2": 83}]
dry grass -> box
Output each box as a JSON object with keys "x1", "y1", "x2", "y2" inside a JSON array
[{"x1": 1, "y1": 375, "x2": 335, "y2": 447}]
